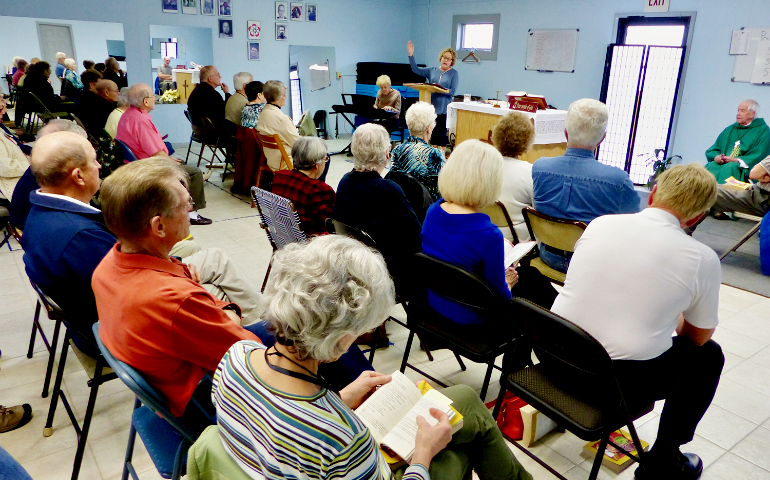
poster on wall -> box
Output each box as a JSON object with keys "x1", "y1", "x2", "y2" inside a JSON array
[
  {"x1": 162, "y1": 0, "x2": 179, "y2": 13},
  {"x1": 275, "y1": 2, "x2": 288, "y2": 20},
  {"x1": 247, "y1": 20, "x2": 261, "y2": 39},
  {"x1": 306, "y1": 4, "x2": 317, "y2": 22},
  {"x1": 248, "y1": 42, "x2": 261, "y2": 60},
  {"x1": 219, "y1": 19, "x2": 233, "y2": 38},
  {"x1": 201, "y1": 0, "x2": 215, "y2": 15},
  {"x1": 219, "y1": 0, "x2": 232, "y2": 16},
  {"x1": 290, "y1": 2, "x2": 303, "y2": 21},
  {"x1": 182, "y1": 0, "x2": 197, "y2": 14},
  {"x1": 276, "y1": 22, "x2": 288, "y2": 41}
]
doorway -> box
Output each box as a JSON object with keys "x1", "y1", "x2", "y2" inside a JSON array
[
  {"x1": 37, "y1": 23, "x2": 76, "y2": 94},
  {"x1": 598, "y1": 16, "x2": 691, "y2": 184}
]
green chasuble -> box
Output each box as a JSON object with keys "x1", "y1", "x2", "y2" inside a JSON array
[{"x1": 705, "y1": 118, "x2": 770, "y2": 183}]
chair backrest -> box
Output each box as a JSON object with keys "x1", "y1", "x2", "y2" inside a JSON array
[
  {"x1": 200, "y1": 116, "x2": 221, "y2": 145},
  {"x1": 523, "y1": 206, "x2": 587, "y2": 253},
  {"x1": 510, "y1": 297, "x2": 622, "y2": 403},
  {"x1": 92, "y1": 323, "x2": 197, "y2": 442},
  {"x1": 250, "y1": 187, "x2": 306, "y2": 251},
  {"x1": 326, "y1": 218, "x2": 378, "y2": 248},
  {"x1": 256, "y1": 132, "x2": 293, "y2": 170},
  {"x1": 412, "y1": 252, "x2": 503, "y2": 316},
  {"x1": 480, "y1": 201, "x2": 519, "y2": 244},
  {"x1": 27, "y1": 92, "x2": 49, "y2": 114},
  {"x1": 312, "y1": 110, "x2": 327, "y2": 135},
  {"x1": 114, "y1": 138, "x2": 138, "y2": 162},
  {"x1": 383, "y1": 170, "x2": 433, "y2": 222},
  {"x1": 29, "y1": 281, "x2": 97, "y2": 353}
]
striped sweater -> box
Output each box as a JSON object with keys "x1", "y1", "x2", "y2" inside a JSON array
[{"x1": 212, "y1": 341, "x2": 430, "y2": 480}]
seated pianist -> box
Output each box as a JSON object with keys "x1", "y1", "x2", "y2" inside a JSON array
[
  {"x1": 705, "y1": 99, "x2": 770, "y2": 184},
  {"x1": 372, "y1": 74, "x2": 401, "y2": 132},
  {"x1": 92, "y1": 158, "x2": 373, "y2": 435},
  {"x1": 532, "y1": 98, "x2": 640, "y2": 273}
]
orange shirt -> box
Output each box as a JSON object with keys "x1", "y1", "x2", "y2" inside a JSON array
[{"x1": 92, "y1": 244, "x2": 260, "y2": 416}]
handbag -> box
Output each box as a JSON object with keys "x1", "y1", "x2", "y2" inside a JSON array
[{"x1": 494, "y1": 392, "x2": 528, "y2": 440}]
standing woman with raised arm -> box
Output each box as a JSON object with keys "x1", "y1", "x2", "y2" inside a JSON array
[{"x1": 407, "y1": 40, "x2": 459, "y2": 147}]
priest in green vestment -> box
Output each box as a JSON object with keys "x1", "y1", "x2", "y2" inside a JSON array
[{"x1": 705, "y1": 99, "x2": 770, "y2": 183}]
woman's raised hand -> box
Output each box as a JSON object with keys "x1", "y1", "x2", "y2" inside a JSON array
[{"x1": 407, "y1": 41, "x2": 415, "y2": 57}]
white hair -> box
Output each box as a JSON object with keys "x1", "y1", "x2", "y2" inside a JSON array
[
  {"x1": 744, "y1": 99, "x2": 760, "y2": 115},
  {"x1": 56, "y1": 52, "x2": 66, "y2": 60},
  {"x1": 127, "y1": 84, "x2": 153, "y2": 108},
  {"x1": 351, "y1": 123, "x2": 390, "y2": 171},
  {"x1": 12, "y1": 56, "x2": 23, "y2": 67},
  {"x1": 291, "y1": 137, "x2": 327, "y2": 170},
  {"x1": 63, "y1": 58, "x2": 77, "y2": 70},
  {"x1": 117, "y1": 87, "x2": 130, "y2": 109},
  {"x1": 263, "y1": 235, "x2": 395, "y2": 362},
  {"x1": 565, "y1": 98, "x2": 608, "y2": 149},
  {"x1": 438, "y1": 139, "x2": 503, "y2": 209},
  {"x1": 233, "y1": 71, "x2": 253, "y2": 91},
  {"x1": 405, "y1": 101, "x2": 437, "y2": 136},
  {"x1": 376, "y1": 75, "x2": 391, "y2": 88}
]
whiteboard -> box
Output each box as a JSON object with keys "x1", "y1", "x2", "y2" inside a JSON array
[
  {"x1": 731, "y1": 27, "x2": 770, "y2": 83},
  {"x1": 525, "y1": 29, "x2": 579, "y2": 73}
]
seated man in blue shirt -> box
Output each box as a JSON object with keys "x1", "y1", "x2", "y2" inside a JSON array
[{"x1": 532, "y1": 98, "x2": 641, "y2": 272}]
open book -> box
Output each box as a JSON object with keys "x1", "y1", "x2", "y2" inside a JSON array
[
  {"x1": 355, "y1": 371, "x2": 463, "y2": 462},
  {"x1": 505, "y1": 92, "x2": 548, "y2": 110},
  {"x1": 504, "y1": 240, "x2": 536, "y2": 269}
]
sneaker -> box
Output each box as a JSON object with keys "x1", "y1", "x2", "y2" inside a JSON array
[
  {"x1": 635, "y1": 451, "x2": 703, "y2": 480},
  {"x1": 0, "y1": 404, "x2": 32, "y2": 433},
  {"x1": 190, "y1": 214, "x2": 213, "y2": 226}
]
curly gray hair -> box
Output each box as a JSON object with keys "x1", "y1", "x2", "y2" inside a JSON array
[
  {"x1": 291, "y1": 137, "x2": 327, "y2": 170},
  {"x1": 351, "y1": 123, "x2": 390, "y2": 171},
  {"x1": 262, "y1": 235, "x2": 395, "y2": 363},
  {"x1": 405, "y1": 101, "x2": 437, "y2": 137}
]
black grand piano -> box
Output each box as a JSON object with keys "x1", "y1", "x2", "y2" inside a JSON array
[{"x1": 331, "y1": 93, "x2": 398, "y2": 155}]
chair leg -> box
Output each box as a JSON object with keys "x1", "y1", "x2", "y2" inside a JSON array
[
  {"x1": 172, "y1": 440, "x2": 190, "y2": 480},
  {"x1": 42, "y1": 319, "x2": 62, "y2": 398},
  {"x1": 185, "y1": 137, "x2": 194, "y2": 164},
  {"x1": 627, "y1": 421, "x2": 647, "y2": 465},
  {"x1": 454, "y1": 353, "x2": 466, "y2": 371},
  {"x1": 400, "y1": 331, "x2": 415, "y2": 373},
  {"x1": 491, "y1": 378, "x2": 508, "y2": 420},
  {"x1": 261, "y1": 254, "x2": 274, "y2": 293},
  {"x1": 27, "y1": 300, "x2": 42, "y2": 358},
  {"x1": 44, "y1": 333, "x2": 71, "y2": 437},
  {"x1": 122, "y1": 398, "x2": 141, "y2": 480},
  {"x1": 196, "y1": 142, "x2": 205, "y2": 168},
  {"x1": 71, "y1": 358, "x2": 106, "y2": 480},
  {"x1": 479, "y1": 361, "x2": 495, "y2": 401},
  {"x1": 588, "y1": 434, "x2": 611, "y2": 480},
  {"x1": 367, "y1": 327, "x2": 378, "y2": 364}
]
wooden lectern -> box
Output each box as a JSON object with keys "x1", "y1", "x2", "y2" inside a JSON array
[
  {"x1": 172, "y1": 69, "x2": 201, "y2": 104},
  {"x1": 404, "y1": 83, "x2": 449, "y2": 104}
]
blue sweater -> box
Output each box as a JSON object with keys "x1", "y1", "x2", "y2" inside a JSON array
[
  {"x1": 408, "y1": 56, "x2": 459, "y2": 115},
  {"x1": 421, "y1": 201, "x2": 511, "y2": 325}
]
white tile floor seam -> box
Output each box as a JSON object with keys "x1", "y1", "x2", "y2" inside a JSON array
[{"x1": 0, "y1": 140, "x2": 768, "y2": 478}]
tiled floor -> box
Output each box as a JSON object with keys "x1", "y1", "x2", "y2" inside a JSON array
[{"x1": 1, "y1": 139, "x2": 769, "y2": 479}]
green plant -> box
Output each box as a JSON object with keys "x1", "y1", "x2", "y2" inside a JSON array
[{"x1": 645, "y1": 149, "x2": 681, "y2": 187}]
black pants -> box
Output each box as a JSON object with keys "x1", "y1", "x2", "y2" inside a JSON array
[
  {"x1": 614, "y1": 337, "x2": 724, "y2": 450},
  {"x1": 430, "y1": 113, "x2": 448, "y2": 147}
]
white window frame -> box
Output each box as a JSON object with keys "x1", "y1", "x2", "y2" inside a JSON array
[{"x1": 451, "y1": 14, "x2": 501, "y2": 61}]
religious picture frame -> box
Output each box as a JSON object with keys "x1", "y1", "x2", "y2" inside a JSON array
[
  {"x1": 248, "y1": 42, "x2": 261, "y2": 61},
  {"x1": 275, "y1": 22, "x2": 288, "y2": 41},
  {"x1": 290, "y1": 2, "x2": 303, "y2": 21},
  {"x1": 219, "y1": 19, "x2": 233, "y2": 38},
  {"x1": 219, "y1": 0, "x2": 232, "y2": 17},
  {"x1": 201, "y1": 0, "x2": 215, "y2": 15},
  {"x1": 162, "y1": 0, "x2": 179, "y2": 13},
  {"x1": 275, "y1": 2, "x2": 288, "y2": 20},
  {"x1": 305, "y1": 4, "x2": 317, "y2": 22},
  {"x1": 182, "y1": 0, "x2": 197, "y2": 14},
  {"x1": 247, "y1": 20, "x2": 261, "y2": 39}
]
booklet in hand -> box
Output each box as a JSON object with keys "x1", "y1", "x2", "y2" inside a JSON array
[
  {"x1": 354, "y1": 371, "x2": 463, "y2": 463},
  {"x1": 504, "y1": 240, "x2": 536, "y2": 269}
]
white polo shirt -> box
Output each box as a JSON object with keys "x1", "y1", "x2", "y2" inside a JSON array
[{"x1": 551, "y1": 208, "x2": 721, "y2": 361}]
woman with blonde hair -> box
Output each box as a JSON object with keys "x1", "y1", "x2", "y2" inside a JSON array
[
  {"x1": 406, "y1": 41, "x2": 459, "y2": 146},
  {"x1": 373, "y1": 74, "x2": 401, "y2": 132},
  {"x1": 492, "y1": 111, "x2": 536, "y2": 242},
  {"x1": 421, "y1": 139, "x2": 557, "y2": 327}
]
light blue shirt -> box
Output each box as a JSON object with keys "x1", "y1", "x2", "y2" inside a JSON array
[{"x1": 408, "y1": 56, "x2": 458, "y2": 115}]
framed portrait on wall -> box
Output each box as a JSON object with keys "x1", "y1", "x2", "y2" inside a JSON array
[
  {"x1": 275, "y1": 2, "x2": 288, "y2": 20},
  {"x1": 219, "y1": 0, "x2": 232, "y2": 16},
  {"x1": 182, "y1": 0, "x2": 197, "y2": 14},
  {"x1": 306, "y1": 4, "x2": 317, "y2": 22},
  {"x1": 276, "y1": 22, "x2": 288, "y2": 41},
  {"x1": 201, "y1": 0, "x2": 215, "y2": 15},
  {"x1": 162, "y1": 0, "x2": 179, "y2": 13},
  {"x1": 219, "y1": 19, "x2": 233, "y2": 38},
  {"x1": 248, "y1": 42, "x2": 260, "y2": 61},
  {"x1": 290, "y1": 2, "x2": 303, "y2": 21},
  {"x1": 247, "y1": 20, "x2": 261, "y2": 39}
]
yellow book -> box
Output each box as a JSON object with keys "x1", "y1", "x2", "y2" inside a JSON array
[{"x1": 581, "y1": 429, "x2": 649, "y2": 473}]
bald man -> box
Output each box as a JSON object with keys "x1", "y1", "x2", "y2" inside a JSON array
[
  {"x1": 705, "y1": 100, "x2": 770, "y2": 183},
  {"x1": 187, "y1": 65, "x2": 230, "y2": 133}
]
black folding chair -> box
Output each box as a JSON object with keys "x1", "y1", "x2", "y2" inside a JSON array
[
  {"x1": 32, "y1": 284, "x2": 118, "y2": 480},
  {"x1": 492, "y1": 298, "x2": 651, "y2": 480},
  {"x1": 399, "y1": 253, "x2": 522, "y2": 400}
]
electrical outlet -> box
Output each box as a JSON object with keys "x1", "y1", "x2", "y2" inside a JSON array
[{"x1": 336, "y1": 71, "x2": 342, "y2": 79}]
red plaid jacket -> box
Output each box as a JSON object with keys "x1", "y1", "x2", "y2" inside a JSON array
[{"x1": 271, "y1": 170, "x2": 335, "y2": 235}]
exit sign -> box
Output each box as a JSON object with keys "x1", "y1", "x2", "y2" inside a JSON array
[{"x1": 644, "y1": 0, "x2": 669, "y2": 11}]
